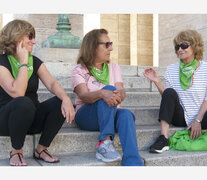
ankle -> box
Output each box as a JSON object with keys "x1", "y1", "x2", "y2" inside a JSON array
[
  {"x1": 161, "y1": 134, "x2": 168, "y2": 139},
  {"x1": 36, "y1": 144, "x2": 47, "y2": 153},
  {"x1": 98, "y1": 137, "x2": 111, "y2": 146},
  {"x1": 100, "y1": 136, "x2": 111, "y2": 143},
  {"x1": 11, "y1": 148, "x2": 23, "y2": 155}
]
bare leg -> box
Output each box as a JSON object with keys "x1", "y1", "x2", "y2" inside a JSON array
[
  {"x1": 160, "y1": 120, "x2": 170, "y2": 138},
  {"x1": 100, "y1": 136, "x2": 111, "y2": 142}
]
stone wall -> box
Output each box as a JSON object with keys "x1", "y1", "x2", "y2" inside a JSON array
[
  {"x1": 0, "y1": 14, "x2": 2, "y2": 28},
  {"x1": 100, "y1": 14, "x2": 153, "y2": 66},
  {"x1": 1, "y1": 14, "x2": 154, "y2": 66},
  {"x1": 14, "y1": 14, "x2": 83, "y2": 63}
]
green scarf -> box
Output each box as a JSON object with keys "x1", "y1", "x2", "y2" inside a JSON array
[
  {"x1": 8, "y1": 54, "x2": 33, "y2": 80},
  {"x1": 90, "y1": 62, "x2": 110, "y2": 85},
  {"x1": 169, "y1": 130, "x2": 207, "y2": 151},
  {"x1": 179, "y1": 59, "x2": 197, "y2": 90}
]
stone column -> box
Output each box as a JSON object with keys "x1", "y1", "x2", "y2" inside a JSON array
[
  {"x1": 130, "y1": 14, "x2": 138, "y2": 66},
  {"x1": 0, "y1": 14, "x2": 2, "y2": 28}
]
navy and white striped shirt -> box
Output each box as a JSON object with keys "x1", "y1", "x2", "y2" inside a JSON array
[{"x1": 165, "y1": 61, "x2": 207, "y2": 126}]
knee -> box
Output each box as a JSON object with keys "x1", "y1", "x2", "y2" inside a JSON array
[
  {"x1": 43, "y1": 96, "x2": 62, "y2": 112},
  {"x1": 162, "y1": 88, "x2": 178, "y2": 99},
  {"x1": 51, "y1": 96, "x2": 62, "y2": 108},
  {"x1": 117, "y1": 109, "x2": 135, "y2": 123},
  {"x1": 12, "y1": 96, "x2": 35, "y2": 113},
  {"x1": 102, "y1": 85, "x2": 116, "y2": 91}
]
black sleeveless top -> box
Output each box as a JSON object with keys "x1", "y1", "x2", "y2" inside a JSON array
[{"x1": 0, "y1": 54, "x2": 43, "y2": 108}]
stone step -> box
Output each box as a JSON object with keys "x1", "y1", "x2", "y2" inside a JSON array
[
  {"x1": 0, "y1": 157, "x2": 40, "y2": 166},
  {"x1": 140, "y1": 150, "x2": 207, "y2": 166},
  {"x1": 39, "y1": 76, "x2": 155, "y2": 92},
  {"x1": 2, "y1": 149, "x2": 207, "y2": 166},
  {"x1": 62, "y1": 106, "x2": 160, "y2": 128},
  {"x1": 33, "y1": 152, "x2": 120, "y2": 166},
  {"x1": 0, "y1": 125, "x2": 183, "y2": 160},
  {"x1": 40, "y1": 64, "x2": 166, "y2": 93},
  {"x1": 37, "y1": 90, "x2": 161, "y2": 107},
  {"x1": 35, "y1": 126, "x2": 184, "y2": 156},
  {"x1": 44, "y1": 63, "x2": 166, "y2": 77},
  {"x1": 0, "y1": 152, "x2": 120, "y2": 166},
  {"x1": 129, "y1": 106, "x2": 160, "y2": 126}
]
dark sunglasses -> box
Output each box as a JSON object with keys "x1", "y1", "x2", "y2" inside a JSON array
[
  {"x1": 28, "y1": 32, "x2": 35, "y2": 40},
  {"x1": 175, "y1": 42, "x2": 191, "y2": 51},
  {"x1": 98, "y1": 41, "x2": 113, "y2": 48}
]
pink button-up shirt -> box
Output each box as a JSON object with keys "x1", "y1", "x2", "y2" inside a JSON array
[{"x1": 71, "y1": 62, "x2": 123, "y2": 111}]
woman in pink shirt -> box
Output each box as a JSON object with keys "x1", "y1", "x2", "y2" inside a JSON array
[{"x1": 72, "y1": 29, "x2": 143, "y2": 166}]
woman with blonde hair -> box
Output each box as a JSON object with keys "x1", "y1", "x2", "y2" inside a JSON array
[
  {"x1": 144, "y1": 29, "x2": 207, "y2": 153},
  {"x1": 0, "y1": 19, "x2": 75, "y2": 166}
]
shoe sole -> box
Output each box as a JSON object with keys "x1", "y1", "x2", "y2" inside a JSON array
[
  {"x1": 149, "y1": 146, "x2": 169, "y2": 153},
  {"x1": 33, "y1": 152, "x2": 60, "y2": 163},
  {"x1": 96, "y1": 152, "x2": 122, "y2": 163}
]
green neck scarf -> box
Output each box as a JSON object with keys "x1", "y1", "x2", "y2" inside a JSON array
[
  {"x1": 90, "y1": 62, "x2": 110, "y2": 85},
  {"x1": 8, "y1": 54, "x2": 33, "y2": 80},
  {"x1": 179, "y1": 59, "x2": 197, "y2": 90}
]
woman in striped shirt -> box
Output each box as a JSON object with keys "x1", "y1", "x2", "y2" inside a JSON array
[{"x1": 144, "y1": 29, "x2": 207, "y2": 153}]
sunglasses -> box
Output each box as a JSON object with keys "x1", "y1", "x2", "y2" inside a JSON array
[
  {"x1": 98, "y1": 42, "x2": 113, "y2": 48},
  {"x1": 175, "y1": 42, "x2": 191, "y2": 51},
  {"x1": 28, "y1": 32, "x2": 35, "y2": 40}
]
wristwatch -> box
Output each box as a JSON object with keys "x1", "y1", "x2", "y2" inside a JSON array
[{"x1": 195, "y1": 118, "x2": 201, "y2": 123}]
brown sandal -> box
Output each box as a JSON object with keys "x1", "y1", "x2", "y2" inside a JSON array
[
  {"x1": 10, "y1": 151, "x2": 27, "y2": 166},
  {"x1": 33, "y1": 149, "x2": 59, "y2": 163}
]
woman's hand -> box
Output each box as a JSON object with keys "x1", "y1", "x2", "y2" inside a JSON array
[
  {"x1": 143, "y1": 68, "x2": 164, "y2": 95},
  {"x1": 114, "y1": 82, "x2": 126, "y2": 102},
  {"x1": 101, "y1": 89, "x2": 122, "y2": 107},
  {"x1": 61, "y1": 97, "x2": 75, "y2": 124},
  {"x1": 113, "y1": 89, "x2": 125, "y2": 102},
  {"x1": 187, "y1": 120, "x2": 202, "y2": 139},
  {"x1": 143, "y1": 68, "x2": 160, "y2": 83},
  {"x1": 16, "y1": 40, "x2": 29, "y2": 64}
]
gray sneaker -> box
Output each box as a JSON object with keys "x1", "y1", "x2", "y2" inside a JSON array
[{"x1": 96, "y1": 139, "x2": 122, "y2": 163}]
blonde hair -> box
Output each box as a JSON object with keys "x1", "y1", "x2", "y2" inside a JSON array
[
  {"x1": 0, "y1": 19, "x2": 35, "y2": 55},
  {"x1": 173, "y1": 29, "x2": 204, "y2": 60}
]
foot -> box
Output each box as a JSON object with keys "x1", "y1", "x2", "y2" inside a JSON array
[
  {"x1": 34, "y1": 149, "x2": 59, "y2": 163},
  {"x1": 10, "y1": 151, "x2": 27, "y2": 166},
  {"x1": 149, "y1": 135, "x2": 169, "y2": 153},
  {"x1": 96, "y1": 139, "x2": 122, "y2": 163}
]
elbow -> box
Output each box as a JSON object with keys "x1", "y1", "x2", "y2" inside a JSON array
[{"x1": 79, "y1": 94, "x2": 87, "y2": 102}]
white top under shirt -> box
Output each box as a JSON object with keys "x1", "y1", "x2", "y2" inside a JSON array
[{"x1": 165, "y1": 60, "x2": 207, "y2": 126}]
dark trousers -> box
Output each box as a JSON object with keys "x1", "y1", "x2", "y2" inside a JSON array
[
  {"x1": 159, "y1": 88, "x2": 207, "y2": 129},
  {"x1": 0, "y1": 96, "x2": 65, "y2": 149}
]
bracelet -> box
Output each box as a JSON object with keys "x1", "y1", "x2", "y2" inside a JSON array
[
  {"x1": 18, "y1": 64, "x2": 29, "y2": 69},
  {"x1": 195, "y1": 118, "x2": 201, "y2": 123}
]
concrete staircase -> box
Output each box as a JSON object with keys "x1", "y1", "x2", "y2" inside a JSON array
[{"x1": 1, "y1": 63, "x2": 207, "y2": 166}]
